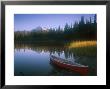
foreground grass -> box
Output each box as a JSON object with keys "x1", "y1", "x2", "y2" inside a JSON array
[
  {"x1": 68, "y1": 41, "x2": 96, "y2": 48},
  {"x1": 71, "y1": 46, "x2": 97, "y2": 57},
  {"x1": 66, "y1": 41, "x2": 97, "y2": 57}
]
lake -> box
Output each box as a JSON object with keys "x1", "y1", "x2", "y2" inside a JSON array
[{"x1": 14, "y1": 43, "x2": 97, "y2": 76}]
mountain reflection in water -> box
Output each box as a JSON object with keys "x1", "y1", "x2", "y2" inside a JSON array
[{"x1": 14, "y1": 43, "x2": 97, "y2": 76}]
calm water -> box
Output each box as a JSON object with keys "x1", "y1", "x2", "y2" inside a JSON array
[{"x1": 14, "y1": 43, "x2": 97, "y2": 76}]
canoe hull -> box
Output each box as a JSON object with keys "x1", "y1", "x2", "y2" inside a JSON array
[{"x1": 50, "y1": 56, "x2": 89, "y2": 75}]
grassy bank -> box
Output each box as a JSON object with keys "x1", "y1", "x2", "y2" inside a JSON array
[
  {"x1": 66, "y1": 41, "x2": 97, "y2": 57},
  {"x1": 68, "y1": 41, "x2": 96, "y2": 48}
]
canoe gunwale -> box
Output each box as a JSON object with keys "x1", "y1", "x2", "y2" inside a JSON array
[{"x1": 50, "y1": 55, "x2": 88, "y2": 68}]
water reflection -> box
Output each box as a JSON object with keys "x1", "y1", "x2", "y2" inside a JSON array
[
  {"x1": 15, "y1": 43, "x2": 76, "y2": 61},
  {"x1": 14, "y1": 43, "x2": 97, "y2": 76}
]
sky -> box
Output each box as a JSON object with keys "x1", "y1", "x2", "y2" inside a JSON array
[{"x1": 14, "y1": 14, "x2": 95, "y2": 31}]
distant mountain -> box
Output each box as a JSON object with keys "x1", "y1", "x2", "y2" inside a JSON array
[
  {"x1": 32, "y1": 26, "x2": 49, "y2": 32},
  {"x1": 15, "y1": 26, "x2": 49, "y2": 33},
  {"x1": 32, "y1": 26, "x2": 43, "y2": 32}
]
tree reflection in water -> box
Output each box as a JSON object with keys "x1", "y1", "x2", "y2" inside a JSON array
[
  {"x1": 15, "y1": 43, "x2": 97, "y2": 76},
  {"x1": 15, "y1": 43, "x2": 75, "y2": 60}
]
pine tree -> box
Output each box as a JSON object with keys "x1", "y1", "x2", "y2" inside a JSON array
[
  {"x1": 94, "y1": 14, "x2": 97, "y2": 24},
  {"x1": 80, "y1": 16, "x2": 85, "y2": 25}
]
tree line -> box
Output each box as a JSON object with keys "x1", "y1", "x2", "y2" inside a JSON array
[{"x1": 15, "y1": 15, "x2": 97, "y2": 43}]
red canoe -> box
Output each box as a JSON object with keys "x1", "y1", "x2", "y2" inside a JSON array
[{"x1": 50, "y1": 55, "x2": 89, "y2": 75}]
